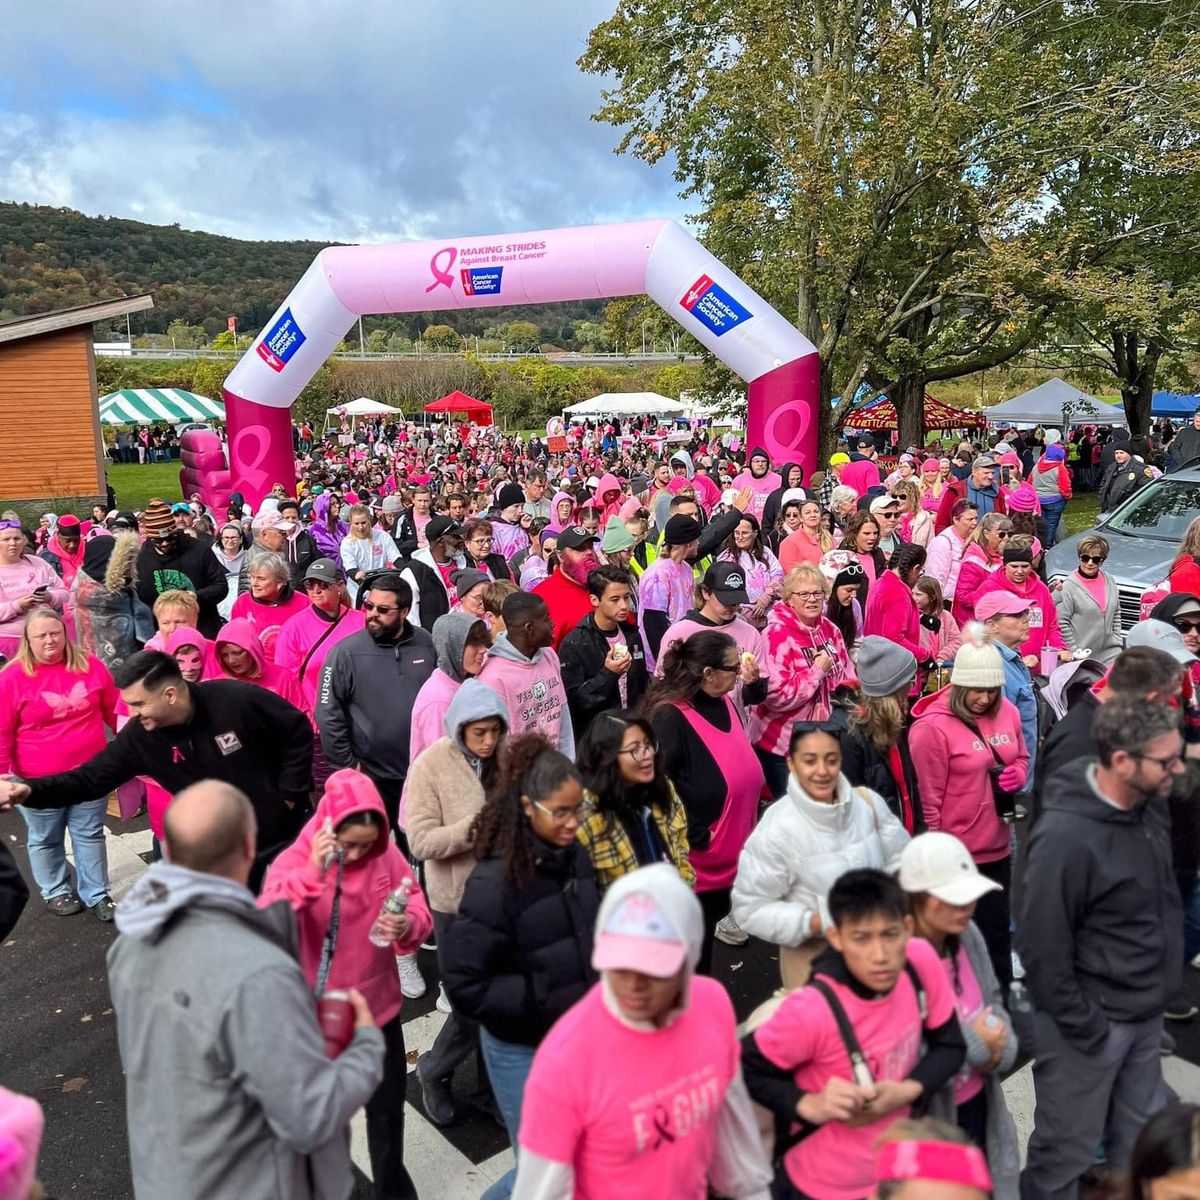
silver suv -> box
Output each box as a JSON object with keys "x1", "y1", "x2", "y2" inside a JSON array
[{"x1": 1044, "y1": 466, "x2": 1200, "y2": 632}]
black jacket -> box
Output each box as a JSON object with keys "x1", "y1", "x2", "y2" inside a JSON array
[
  {"x1": 283, "y1": 529, "x2": 320, "y2": 587},
  {"x1": 315, "y1": 623, "x2": 436, "y2": 786},
  {"x1": 135, "y1": 537, "x2": 229, "y2": 637},
  {"x1": 396, "y1": 558, "x2": 451, "y2": 632},
  {"x1": 391, "y1": 510, "x2": 418, "y2": 559},
  {"x1": 838, "y1": 725, "x2": 923, "y2": 833},
  {"x1": 1017, "y1": 762, "x2": 1183, "y2": 1050},
  {"x1": 0, "y1": 841, "x2": 28, "y2": 940},
  {"x1": 466, "y1": 551, "x2": 513, "y2": 582},
  {"x1": 442, "y1": 838, "x2": 599, "y2": 1046},
  {"x1": 559, "y1": 614, "x2": 648, "y2": 736},
  {"x1": 23, "y1": 681, "x2": 313, "y2": 873},
  {"x1": 1099, "y1": 458, "x2": 1155, "y2": 513}
]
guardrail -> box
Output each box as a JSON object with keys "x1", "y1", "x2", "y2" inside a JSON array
[{"x1": 95, "y1": 347, "x2": 702, "y2": 364}]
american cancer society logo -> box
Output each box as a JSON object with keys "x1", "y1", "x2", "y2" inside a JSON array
[
  {"x1": 256, "y1": 308, "x2": 307, "y2": 372},
  {"x1": 461, "y1": 266, "x2": 503, "y2": 297},
  {"x1": 679, "y1": 274, "x2": 752, "y2": 337}
]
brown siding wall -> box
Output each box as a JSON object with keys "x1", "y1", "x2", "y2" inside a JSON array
[{"x1": 0, "y1": 329, "x2": 104, "y2": 502}]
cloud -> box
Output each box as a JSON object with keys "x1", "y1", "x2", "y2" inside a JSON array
[{"x1": 0, "y1": 0, "x2": 685, "y2": 243}]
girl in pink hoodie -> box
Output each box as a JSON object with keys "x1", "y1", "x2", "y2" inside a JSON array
[
  {"x1": 260, "y1": 769, "x2": 433, "y2": 1200},
  {"x1": 212, "y1": 618, "x2": 306, "y2": 709},
  {"x1": 974, "y1": 537, "x2": 1068, "y2": 667},
  {"x1": 862, "y1": 545, "x2": 929, "y2": 686}
]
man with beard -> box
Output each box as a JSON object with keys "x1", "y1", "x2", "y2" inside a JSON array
[
  {"x1": 315, "y1": 573, "x2": 436, "y2": 833},
  {"x1": 134, "y1": 498, "x2": 229, "y2": 637},
  {"x1": 537, "y1": 525, "x2": 602, "y2": 649},
  {"x1": 730, "y1": 446, "x2": 782, "y2": 523}
]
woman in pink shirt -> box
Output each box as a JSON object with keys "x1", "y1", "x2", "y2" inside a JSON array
[
  {"x1": 840, "y1": 512, "x2": 885, "y2": 602},
  {"x1": 974, "y1": 537, "x2": 1069, "y2": 670},
  {"x1": 0, "y1": 608, "x2": 118, "y2": 918},
  {"x1": 778, "y1": 500, "x2": 833, "y2": 572},
  {"x1": 863, "y1": 545, "x2": 929, "y2": 682},
  {"x1": 229, "y1": 550, "x2": 309, "y2": 662},
  {"x1": 0, "y1": 522, "x2": 68, "y2": 659}
]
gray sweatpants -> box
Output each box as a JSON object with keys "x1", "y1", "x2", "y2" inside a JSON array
[{"x1": 1020, "y1": 1010, "x2": 1166, "y2": 1200}]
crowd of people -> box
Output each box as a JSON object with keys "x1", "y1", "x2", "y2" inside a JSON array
[{"x1": 2, "y1": 406, "x2": 1200, "y2": 1200}]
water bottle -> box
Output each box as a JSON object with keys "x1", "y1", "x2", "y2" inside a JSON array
[{"x1": 368, "y1": 878, "x2": 412, "y2": 948}]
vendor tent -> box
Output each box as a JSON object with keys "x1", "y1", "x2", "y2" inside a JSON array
[
  {"x1": 98, "y1": 388, "x2": 225, "y2": 425},
  {"x1": 983, "y1": 378, "x2": 1124, "y2": 426},
  {"x1": 1152, "y1": 391, "x2": 1200, "y2": 419},
  {"x1": 327, "y1": 397, "x2": 403, "y2": 417},
  {"x1": 848, "y1": 393, "x2": 985, "y2": 431},
  {"x1": 564, "y1": 392, "x2": 686, "y2": 418},
  {"x1": 424, "y1": 391, "x2": 493, "y2": 425}
]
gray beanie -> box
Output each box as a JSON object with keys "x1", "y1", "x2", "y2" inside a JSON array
[{"x1": 856, "y1": 636, "x2": 918, "y2": 698}]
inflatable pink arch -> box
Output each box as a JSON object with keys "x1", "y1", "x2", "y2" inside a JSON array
[{"x1": 181, "y1": 219, "x2": 819, "y2": 507}]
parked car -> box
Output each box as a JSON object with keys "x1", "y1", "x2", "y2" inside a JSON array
[
  {"x1": 1045, "y1": 466, "x2": 1200, "y2": 632},
  {"x1": 175, "y1": 421, "x2": 216, "y2": 437}
]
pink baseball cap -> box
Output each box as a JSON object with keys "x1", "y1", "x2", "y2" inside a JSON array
[
  {"x1": 591, "y1": 890, "x2": 687, "y2": 978},
  {"x1": 976, "y1": 592, "x2": 1032, "y2": 622}
]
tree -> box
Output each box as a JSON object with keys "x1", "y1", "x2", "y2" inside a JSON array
[
  {"x1": 581, "y1": 0, "x2": 1200, "y2": 455},
  {"x1": 366, "y1": 328, "x2": 390, "y2": 353},
  {"x1": 504, "y1": 321, "x2": 542, "y2": 352},
  {"x1": 572, "y1": 319, "x2": 611, "y2": 352},
  {"x1": 421, "y1": 324, "x2": 463, "y2": 352}
]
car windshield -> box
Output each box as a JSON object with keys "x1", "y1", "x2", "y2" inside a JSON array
[{"x1": 1106, "y1": 478, "x2": 1200, "y2": 542}]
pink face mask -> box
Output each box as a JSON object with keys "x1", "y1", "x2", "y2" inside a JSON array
[{"x1": 174, "y1": 646, "x2": 204, "y2": 682}]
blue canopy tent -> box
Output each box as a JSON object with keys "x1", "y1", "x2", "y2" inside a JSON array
[{"x1": 1151, "y1": 391, "x2": 1200, "y2": 419}]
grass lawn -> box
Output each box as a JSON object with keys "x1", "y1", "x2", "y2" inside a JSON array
[
  {"x1": 1064, "y1": 491, "x2": 1100, "y2": 536},
  {"x1": 107, "y1": 462, "x2": 185, "y2": 511}
]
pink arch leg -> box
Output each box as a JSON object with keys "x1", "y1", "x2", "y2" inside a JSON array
[{"x1": 747, "y1": 353, "x2": 821, "y2": 477}]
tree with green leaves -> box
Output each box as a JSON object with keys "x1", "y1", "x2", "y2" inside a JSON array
[
  {"x1": 421, "y1": 324, "x2": 463, "y2": 353},
  {"x1": 581, "y1": 0, "x2": 1200, "y2": 452}
]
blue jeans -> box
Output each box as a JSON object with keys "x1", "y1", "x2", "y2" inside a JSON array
[
  {"x1": 1040, "y1": 496, "x2": 1066, "y2": 546},
  {"x1": 19, "y1": 797, "x2": 110, "y2": 906},
  {"x1": 479, "y1": 1029, "x2": 536, "y2": 1200}
]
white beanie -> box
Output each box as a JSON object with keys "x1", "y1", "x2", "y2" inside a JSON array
[
  {"x1": 949, "y1": 623, "x2": 1005, "y2": 689},
  {"x1": 1043, "y1": 428, "x2": 1063, "y2": 446}
]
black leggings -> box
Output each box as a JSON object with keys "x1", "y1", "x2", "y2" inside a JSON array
[
  {"x1": 696, "y1": 885, "x2": 732, "y2": 977},
  {"x1": 973, "y1": 855, "x2": 1013, "y2": 995},
  {"x1": 365, "y1": 1014, "x2": 418, "y2": 1200},
  {"x1": 957, "y1": 1086, "x2": 989, "y2": 1149}
]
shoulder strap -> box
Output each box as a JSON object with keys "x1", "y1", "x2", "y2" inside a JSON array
[
  {"x1": 809, "y1": 977, "x2": 875, "y2": 1089},
  {"x1": 954, "y1": 714, "x2": 1003, "y2": 768},
  {"x1": 297, "y1": 607, "x2": 347, "y2": 682},
  {"x1": 853, "y1": 786, "x2": 880, "y2": 834},
  {"x1": 313, "y1": 851, "x2": 344, "y2": 996},
  {"x1": 904, "y1": 960, "x2": 928, "y2": 1022}
]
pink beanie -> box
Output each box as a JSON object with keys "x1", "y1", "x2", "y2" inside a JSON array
[
  {"x1": 1006, "y1": 484, "x2": 1039, "y2": 512},
  {"x1": 921, "y1": 459, "x2": 940, "y2": 474}
]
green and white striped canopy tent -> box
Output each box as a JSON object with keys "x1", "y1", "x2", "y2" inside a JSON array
[{"x1": 98, "y1": 388, "x2": 226, "y2": 426}]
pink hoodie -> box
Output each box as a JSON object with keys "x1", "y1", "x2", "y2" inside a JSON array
[
  {"x1": 593, "y1": 472, "x2": 624, "y2": 526},
  {"x1": 862, "y1": 569, "x2": 924, "y2": 665},
  {"x1": 0, "y1": 1086, "x2": 43, "y2": 1200},
  {"x1": 230, "y1": 587, "x2": 310, "y2": 663},
  {"x1": 952, "y1": 544, "x2": 1002, "y2": 625},
  {"x1": 0, "y1": 654, "x2": 118, "y2": 777},
  {"x1": 212, "y1": 618, "x2": 306, "y2": 709},
  {"x1": 909, "y1": 687, "x2": 1028, "y2": 863},
  {"x1": 974, "y1": 570, "x2": 1067, "y2": 659},
  {"x1": 259, "y1": 770, "x2": 432, "y2": 1026},
  {"x1": 273, "y1": 602, "x2": 366, "y2": 717},
  {"x1": 162, "y1": 626, "x2": 222, "y2": 681}
]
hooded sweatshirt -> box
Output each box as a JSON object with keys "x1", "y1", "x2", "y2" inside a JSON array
[
  {"x1": 259, "y1": 770, "x2": 432, "y2": 1027},
  {"x1": 310, "y1": 494, "x2": 347, "y2": 559},
  {"x1": 477, "y1": 633, "x2": 575, "y2": 757},
  {"x1": 1030, "y1": 454, "x2": 1072, "y2": 501},
  {"x1": 730, "y1": 447, "x2": 781, "y2": 522},
  {"x1": 213, "y1": 618, "x2": 306, "y2": 709},
  {"x1": 594, "y1": 472, "x2": 624, "y2": 526},
  {"x1": 908, "y1": 687, "x2": 1028, "y2": 862},
  {"x1": 163, "y1": 626, "x2": 222, "y2": 681},
  {"x1": 515, "y1": 865, "x2": 773, "y2": 1200},
  {"x1": 108, "y1": 861, "x2": 384, "y2": 1200},
  {"x1": 406, "y1": 680, "x2": 509, "y2": 913},
  {"x1": 974, "y1": 569, "x2": 1067, "y2": 660}
]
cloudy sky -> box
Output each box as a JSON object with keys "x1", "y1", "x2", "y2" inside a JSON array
[{"x1": 0, "y1": 1, "x2": 686, "y2": 244}]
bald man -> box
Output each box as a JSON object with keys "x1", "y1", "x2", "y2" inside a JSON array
[{"x1": 107, "y1": 781, "x2": 384, "y2": 1200}]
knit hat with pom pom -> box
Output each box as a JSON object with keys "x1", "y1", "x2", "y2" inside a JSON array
[{"x1": 949, "y1": 622, "x2": 1005, "y2": 689}]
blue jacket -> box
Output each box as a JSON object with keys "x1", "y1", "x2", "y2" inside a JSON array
[{"x1": 996, "y1": 641, "x2": 1038, "y2": 786}]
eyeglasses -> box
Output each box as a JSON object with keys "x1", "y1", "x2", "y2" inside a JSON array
[
  {"x1": 1079, "y1": 555, "x2": 1107, "y2": 565},
  {"x1": 362, "y1": 601, "x2": 398, "y2": 615},
  {"x1": 789, "y1": 590, "x2": 825, "y2": 602},
  {"x1": 531, "y1": 798, "x2": 593, "y2": 823},
  {"x1": 1134, "y1": 750, "x2": 1185, "y2": 772},
  {"x1": 1175, "y1": 619, "x2": 1200, "y2": 634},
  {"x1": 617, "y1": 741, "x2": 657, "y2": 760}
]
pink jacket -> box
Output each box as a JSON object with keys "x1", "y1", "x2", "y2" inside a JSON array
[
  {"x1": 909, "y1": 687, "x2": 1028, "y2": 862},
  {"x1": 924, "y1": 528, "x2": 968, "y2": 600},
  {"x1": 0, "y1": 556, "x2": 68, "y2": 648},
  {"x1": 952, "y1": 544, "x2": 1002, "y2": 625},
  {"x1": 748, "y1": 603, "x2": 849, "y2": 755},
  {"x1": 918, "y1": 608, "x2": 962, "y2": 663},
  {"x1": 975, "y1": 571, "x2": 1067, "y2": 659},
  {"x1": 259, "y1": 770, "x2": 432, "y2": 1026},
  {"x1": 212, "y1": 618, "x2": 306, "y2": 709},
  {"x1": 273, "y1": 602, "x2": 366, "y2": 716},
  {"x1": 862, "y1": 569, "x2": 924, "y2": 663},
  {"x1": 0, "y1": 655, "x2": 118, "y2": 777}
]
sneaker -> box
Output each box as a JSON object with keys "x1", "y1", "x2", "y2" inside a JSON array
[
  {"x1": 1161, "y1": 1029, "x2": 1178, "y2": 1056},
  {"x1": 435, "y1": 983, "x2": 452, "y2": 1015},
  {"x1": 46, "y1": 894, "x2": 84, "y2": 917},
  {"x1": 1165, "y1": 995, "x2": 1198, "y2": 1022},
  {"x1": 1191, "y1": 952, "x2": 1200, "y2": 970},
  {"x1": 396, "y1": 952, "x2": 426, "y2": 999},
  {"x1": 415, "y1": 1053, "x2": 456, "y2": 1127},
  {"x1": 714, "y1": 914, "x2": 748, "y2": 946},
  {"x1": 1011, "y1": 951, "x2": 1026, "y2": 981},
  {"x1": 89, "y1": 895, "x2": 116, "y2": 923},
  {"x1": 421, "y1": 932, "x2": 437, "y2": 952}
]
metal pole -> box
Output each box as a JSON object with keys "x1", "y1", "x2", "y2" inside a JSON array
[{"x1": 358, "y1": 317, "x2": 365, "y2": 355}]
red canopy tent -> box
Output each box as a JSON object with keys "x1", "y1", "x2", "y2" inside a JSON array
[
  {"x1": 423, "y1": 391, "x2": 493, "y2": 425},
  {"x1": 847, "y1": 394, "x2": 985, "y2": 431}
]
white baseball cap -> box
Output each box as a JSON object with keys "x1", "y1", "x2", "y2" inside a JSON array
[{"x1": 899, "y1": 833, "x2": 1002, "y2": 906}]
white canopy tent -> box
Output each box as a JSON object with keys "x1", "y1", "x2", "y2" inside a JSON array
[
  {"x1": 323, "y1": 396, "x2": 403, "y2": 434},
  {"x1": 563, "y1": 392, "x2": 686, "y2": 418},
  {"x1": 984, "y1": 378, "x2": 1125, "y2": 427}
]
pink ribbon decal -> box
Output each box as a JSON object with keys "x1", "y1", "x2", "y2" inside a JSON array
[
  {"x1": 426, "y1": 246, "x2": 457, "y2": 292},
  {"x1": 231, "y1": 424, "x2": 273, "y2": 493}
]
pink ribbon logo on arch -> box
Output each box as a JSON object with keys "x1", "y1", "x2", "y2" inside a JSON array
[{"x1": 426, "y1": 246, "x2": 457, "y2": 292}]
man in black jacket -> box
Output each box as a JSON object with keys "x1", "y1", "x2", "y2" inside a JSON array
[
  {"x1": 315, "y1": 573, "x2": 435, "y2": 830},
  {"x1": 277, "y1": 498, "x2": 320, "y2": 587},
  {"x1": 134, "y1": 499, "x2": 229, "y2": 637},
  {"x1": 0, "y1": 652, "x2": 312, "y2": 892},
  {"x1": 559, "y1": 565, "x2": 648, "y2": 737},
  {"x1": 1018, "y1": 700, "x2": 1184, "y2": 1199}
]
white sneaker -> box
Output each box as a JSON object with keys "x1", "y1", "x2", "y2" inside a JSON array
[
  {"x1": 714, "y1": 914, "x2": 749, "y2": 946},
  {"x1": 1191, "y1": 952, "x2": 1200, "y2": 970},
  {"x1": 435, "y1": 983, "x2": 453, "y2": 1014},
  {"x1": 397, "y1": 952, "x2": 427, "y2": 999},
  {"x1": 1011, "y1": 951, "x2": 1026, "y2": 981}
]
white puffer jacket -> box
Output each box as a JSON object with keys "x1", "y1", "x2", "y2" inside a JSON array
[{"x1": 731, "y1": 772, "x2": 910, "y2": 947}]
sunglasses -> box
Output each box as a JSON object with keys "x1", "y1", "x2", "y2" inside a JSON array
[
  {"x1": 1079, "y1": 554, "x2": 1107, "y2": 565},
  {"x1": 995, "y1": 531, "x2": 1011, "y2": 540},
  {"x1": 1175, "y1": 619, "x2": 1200, "y2": 634},
  {"x1": 0, "y1": 520, "x2": 22, "y2": 531},
  {"x1": 361, "y1": 601, "x2": 398, "y2": 615}
]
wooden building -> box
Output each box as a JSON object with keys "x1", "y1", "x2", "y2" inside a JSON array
[{"x1": 0, "y1": 295, "x2": 154, "y2": 516}]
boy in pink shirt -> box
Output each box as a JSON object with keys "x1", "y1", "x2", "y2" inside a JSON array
[
  {"x1": 742, "y1": 869, "x2": 965, "y2": 1200},
  {"x1": 514, "y1": 864, "x2": 772, "y2": 1200}
]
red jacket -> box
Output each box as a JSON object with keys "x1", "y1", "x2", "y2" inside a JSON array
[
  {"x1": 537, "y1": 569, "x2": 594, "y2": 649},
  {"x1": 1170, "y1": 556, "x2": 1200, "y2": 596},
  {"x1": 934, "y1": 478, "x2": 1008, "y2": 533}
]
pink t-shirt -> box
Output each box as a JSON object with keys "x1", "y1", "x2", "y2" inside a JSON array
[
  {"x1": 519, "y1": 979, "x2": 739, "y2": 1199},
  {"x1": 754, "y1": 938, "x2": 956, "y2": 1200},
  {"x1": 944, "y1": 943, "x2": 985, "y2": 1105},
  {"x1": 1074, "y1": 569, "x2": 1109, "y2": 611}
]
